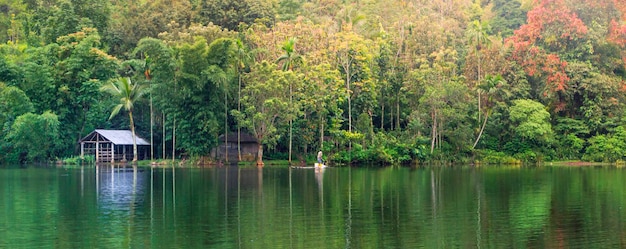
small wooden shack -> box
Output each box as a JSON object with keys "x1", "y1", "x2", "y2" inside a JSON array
[
  {"x1": 79, "y1": 129, "x2": 150, "y2": 163},
  {"x1": 212, "y1": 132, "x2": 258, "y2": 162}
]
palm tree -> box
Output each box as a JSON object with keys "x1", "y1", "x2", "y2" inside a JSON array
[
  {"x1": 277, "y1": 38, "x2": 302, "y2": 71},
  {"x1": 472, "y1": 74, "x2": 508, "y2": 149},
  {"x1": 276, "y1": 37, "x2": 302, "y2": 164},
  {"x1": 235, "y1": 39, "x2": 250, "y2": 162},
  {"x1": 143, "y1": 55, "x2": 154, "y2": 161},
  {"x1": 467, "y1": 20, "x2": 491, "y2": 124},
  {"x1": 101, "y1": 77, "x2": 148, "y2": 162}
]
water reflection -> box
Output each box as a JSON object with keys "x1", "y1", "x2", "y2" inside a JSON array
[
  {"x1": 315, "y1": 167, "x2": 324, "y2": 206},
  {"x1": 2, "y1": 165, "x2": 626, "y2": 248},
  {"x1": 96, "y1": 165, "x2": 145, "y2": 214}
]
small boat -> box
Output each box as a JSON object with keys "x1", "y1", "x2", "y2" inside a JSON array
[
  {"x1": 291, "y1": 166, "x2": 315, "y2": 169},
  {"x1": 314, "y1": 163, "x2": 327, "y2": 168},
  {"x1": 291, "y1": 163, "x2": 327, "y2": 169}
]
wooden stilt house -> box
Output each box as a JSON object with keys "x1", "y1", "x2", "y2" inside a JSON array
[{"x1": 79, "y1": 129, "x2": 150, "y2": 163}]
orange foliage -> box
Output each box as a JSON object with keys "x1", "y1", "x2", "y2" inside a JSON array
[
  {"x1": 513, "y1": 0, "x2": 587, "y2": 45},
  {"x1": 620, "y1": 80, "x2": 626, "y2": 92},
  {"x1": 608, "y1": 20, "x2": 626, "y2": 47},
  {"x1": 543, "y1": 54, "x2": 569, "y2": 92},
  {"x1": 507, "y1": 0, "x2": 586, "y2": 97}
]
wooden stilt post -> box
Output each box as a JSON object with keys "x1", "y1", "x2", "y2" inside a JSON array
[{"x1": 111, "y1": 144, "x2": 115, "y2": 163}]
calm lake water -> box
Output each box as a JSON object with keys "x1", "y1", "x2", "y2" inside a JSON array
[{"x1": 1, "y1": 165, "x2": 625, "y2": 248}]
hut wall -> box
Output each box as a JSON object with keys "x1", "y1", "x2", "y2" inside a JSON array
[{"x1": 214, "y1": 142, "x2": 258, "y2": 162}]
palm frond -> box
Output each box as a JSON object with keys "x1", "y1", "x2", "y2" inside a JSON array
[
  {"x1": 101, "y1": 77, "x2": 146, "y2": 119},
  {"x1": 108, "y1": 104, "x2": 123, "y2": 120}
]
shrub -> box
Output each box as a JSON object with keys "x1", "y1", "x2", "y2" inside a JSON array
[{"x1": 476, "y1": 150, "x2": 520, "y2": 165}]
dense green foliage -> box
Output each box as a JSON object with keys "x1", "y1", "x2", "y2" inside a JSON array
[{"x1": 0, "y1": 0, "x2": 625, "y2": 164}]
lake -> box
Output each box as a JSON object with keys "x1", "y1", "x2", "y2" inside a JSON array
[{"x1": 1, "y1": 165, "x2": 625, "y2": 248}]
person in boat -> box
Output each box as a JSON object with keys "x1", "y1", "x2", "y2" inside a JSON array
[{"x1": 317, "y1": 151, "x2": 323, "y2": 165}]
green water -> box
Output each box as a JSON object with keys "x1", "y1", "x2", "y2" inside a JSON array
[{"x1": 1, "y1": 165, "x2": 625, "y2": 248}]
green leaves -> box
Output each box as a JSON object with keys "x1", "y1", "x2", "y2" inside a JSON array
[
  {"x1": 100, "y1": 77, "x2": 147, "y2": 120},
  {"x1": 276, "y1": 37, "x2": 302, "y2": 71},
  {"x1": 197, "y1": 0, "x2": 276, "y2": 31},
  {"x1": 509, "y1": 99, "x2": 553, "y2": 143},
  {"x1": 583, "y1": 127, "x2": 626, "y2": 162},
  {"x1": 0, "y1": 85, "x2": 34, "y2": 137},
  {"x1": 4, "y1": 111, "x2": 60, "y2": 163},
  {"x1": 237, "y1": 61, "x2": 291, "y2": 151}
]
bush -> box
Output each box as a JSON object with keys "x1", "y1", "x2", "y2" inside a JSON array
[
  {"x1": 476, "y1": 150, "x2": 520, "y2": 165},
  {"x1": 331, "y1": 132, "x2": 433, "y2": 166},
  {"x1": 583, "y1": 132, "x2": 626, "y2": 162},
  {"x1": 514, "y1": 150, "x2": 537, "y2": 163}
]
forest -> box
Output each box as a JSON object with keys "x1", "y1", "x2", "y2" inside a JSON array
[{"x1": 0, "y1": 0, "x2": 625, "y2": 165}]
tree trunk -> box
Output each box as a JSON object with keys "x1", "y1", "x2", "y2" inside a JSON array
[
  {"x1": 162, "y1": 113, "x2": 166, "y2": 160},
  {"x1": 78, "y1": 109, "x2": 87, "y2": 157},
  {"x1": 477, "y1": 46, "x2": 482, "y2": 126},
  {"x1": 478, "y1": 93, "x2": 481, "y2": 126},
  {"x1": 430, "y1": 109, "x2": 437, "y2": 154},
  {"x1": 381, "y1": 102, "x2": 385, "y2": 130},
  {"x1": 302, "y1": 112, "x2": 309, "y2": 155},
  {"x1": 396, "y1": 95, "x2": 400, "y2": 130},
  {"x1": 320, "y1": 116, "x2": 324, "y2": 149},
  {"x1": 369, "y1": 110, "x2": 374, "y2": 145},
  {"x1": 150, "y1": 84, "x2": 153, "y2": 161},
  {"x1": 472, "y1": 110, "x2": 490, "y2": 149},
  {"x1": 257, "y1": 143, "x2": 264, "y2": 166},
  {"x1": 238, "y1": 74, "x2": 242, "y2": 161},
  {"x1": 172, "y1": 118, "x2": 176, "y2": 163},
  {"x1": 438, "y1": 118, "x2": 443, "y2": 150},
  {"x1": 289, "y1": 81, "x2": 292, "y2": 164},
  {"x1": 130, "y1": 111, "x2": 138, "y2": 162},
  {"x1": 224, "y1": 88, "x2": 228, "y2": 162},
  {"x1": 347, "y1": 73, "x2": 352, "y2": 134},
  {"x1": 391, "y1": 105, "x2": 394, "y2": 131},
  {"x1": 347, "y1": 68, "x2": 352, "y2": 152}
]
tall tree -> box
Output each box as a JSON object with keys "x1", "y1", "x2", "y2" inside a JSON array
[
  {"x1": 466, "y1": 20, "x2": 491, "y2": 125},
  {"x1": 330, "y1": 25, "x2": 371, "y2": 137},
  {"x1": 100, "y1": 77, "x2": 147, "y2": 162},
  {"x1": 143, "y1": 55, "x2": 154, "y2": 161},
  {"x1": 53, "y1": 28, "x2": 118, "y2": 157},
  {"x1": 301, "y1": 63, "x2": 343, "y2": 150},
  {"x1": 276, "y1": 37, "x2": 302, "y2": 163},
  {"x1": 134, "y1": 37, "x2": 176, "y2": 159},
  {"x1": 414, "y1": 48, "x2": 464, "y2": 153},
  {"x1": 234, "y1": 39, "x2": 250, "y2": 161},
  {"x1": 466, "y1": 20, "x2": 490, "y2": 86},
  {"x1": 232, "y1": 61, "x2": 291, "y2": 166}
]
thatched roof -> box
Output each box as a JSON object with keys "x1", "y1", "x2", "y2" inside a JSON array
[{"x1": 79, "y1": 129, "x2": 150, "y2": 145}]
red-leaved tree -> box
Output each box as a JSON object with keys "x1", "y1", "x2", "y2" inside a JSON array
[{"x1": 507, "y1": 0, "x2": 588, "y2": 111}]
